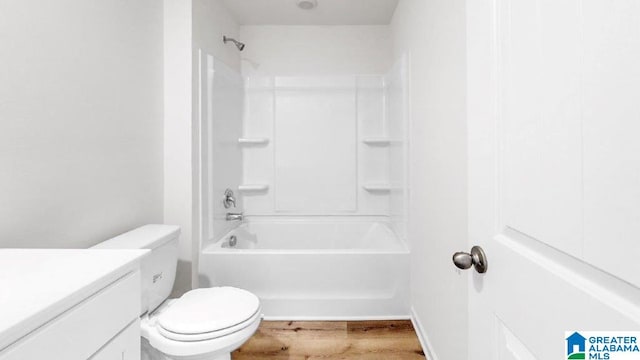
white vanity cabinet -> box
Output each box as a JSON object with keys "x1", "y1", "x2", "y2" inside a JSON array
[
  {"x1": 0, "y1": 249, "x2": 148, "y2": 360},
  {"x1": 90, "y1": 320, "x2": 140, "y2": 360}
]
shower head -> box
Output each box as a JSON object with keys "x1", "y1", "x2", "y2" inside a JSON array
[{"x1": 223, "y1": 36, "x2": 245, "y2": 51}]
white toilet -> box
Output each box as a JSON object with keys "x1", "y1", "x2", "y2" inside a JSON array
[{"x1": 93, "y1": 224, "x2": 261, "y2": 360}]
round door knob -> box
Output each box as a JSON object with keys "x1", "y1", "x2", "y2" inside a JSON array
[
  {"x1": 452, "y1": 246, "x2": 488, "y2": 273},
  {"x1": 452, "y1": 252, "x2": 474, "y2": 269}
]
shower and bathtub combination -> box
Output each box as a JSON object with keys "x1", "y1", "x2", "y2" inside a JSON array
[
  {"x1": 197, "y1": 47, "x2": 409, "y2": 319},
  {"x1": 202, "y1": 219, "x2": 408, "y2": 319}
]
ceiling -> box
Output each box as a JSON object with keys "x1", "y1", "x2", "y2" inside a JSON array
[{"x1": 220, "y1": 0, "x2": 400, "y2": 26}]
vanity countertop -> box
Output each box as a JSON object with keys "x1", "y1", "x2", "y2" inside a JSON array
[{"x1": 0, "y1": 249, "x2": 148, "y2": 352}]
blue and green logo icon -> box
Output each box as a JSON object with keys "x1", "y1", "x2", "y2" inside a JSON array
[{"x1": 567, "y1": 332, "x2": 586, "y2": 359}]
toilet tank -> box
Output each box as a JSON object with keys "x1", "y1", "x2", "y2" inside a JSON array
[{"x1": 92, "y1": 224, "x2": 181, "y2": 315}]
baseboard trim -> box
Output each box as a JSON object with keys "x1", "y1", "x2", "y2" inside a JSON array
[
  {"x1": 263, "y1": 315, "x2": 411, "y2": 321},
  {"x1": 411, "y1": 307, "x2": 439, "y2": 360}
]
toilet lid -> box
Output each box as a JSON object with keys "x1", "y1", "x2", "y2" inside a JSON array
[{"x1": 157, "y1": 287, "x2": 260, "y2": 335}]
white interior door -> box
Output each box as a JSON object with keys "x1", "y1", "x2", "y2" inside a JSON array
[{"x1": 466, "y1": 0, "x2": 640, "y2": 358}]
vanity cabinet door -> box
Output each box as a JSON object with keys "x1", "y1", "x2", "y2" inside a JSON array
[
  {"x1": 0, "y1": 271, "x2": 140, "y2": 360},
  {"x1": 89, "y1": 320, "x2": 140, "y2": 360}
]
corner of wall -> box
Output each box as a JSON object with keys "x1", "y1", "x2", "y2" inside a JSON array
[
  {"x1": 164, "y1": 0, "x2": 194, "y2": 296},
  {"x1": 411, "y1": 306, "x2": 441, "y2": 360},
  {"x1": 391, "y1": 0, "x2": 469, "y2": 359}
]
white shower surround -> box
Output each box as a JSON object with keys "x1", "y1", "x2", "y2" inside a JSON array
[
  {"x1": 200, "y1": 219, "x2": 409, "y2": 319},
  {"x1": 241, "y1": 57, "x2": 408, "y2": 226},
  {"x1": 199, "y1": 54, "x2": 409, "y2": 319}
]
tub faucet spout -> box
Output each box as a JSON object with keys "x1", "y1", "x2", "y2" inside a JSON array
[{"x1": 226, "y1": 212, "x2": 244, "y2": 221}]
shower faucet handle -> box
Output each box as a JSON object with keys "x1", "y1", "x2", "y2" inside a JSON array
[
  {"x1": 223, "y1": 188, "x2": 236, "y2": 208},
  {"x1": 226, "y1": 212, "x2": 244, "y2": 221}
]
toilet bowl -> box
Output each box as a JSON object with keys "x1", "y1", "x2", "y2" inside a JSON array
[{"x1": 92, "y1": 225, "x2": 261, "y2": 360}]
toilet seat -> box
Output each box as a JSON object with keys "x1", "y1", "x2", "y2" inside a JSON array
[
  {"x1": 157, "y1": 287, "x2": 260, "y2": 341},
  {"x1": 141, "y1": 286, "x2": 262, "y2": 359},
  {"x1": 158, "y1": 308, "x2": 261, "y2": 341}
]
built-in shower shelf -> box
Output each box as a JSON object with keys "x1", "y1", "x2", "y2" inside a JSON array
[
  {"x1": 362, "y1": 138, "x2": 391, "y2": 146},
  {"x1": 362, "y1": 184, "x2": 392, "y2": 192},
  {"x1": 238, "y1": 184, "x2": 269, "y2": 192},
  {"x1": 238, "y1": 137, "x2": 269, "y2": 145}
]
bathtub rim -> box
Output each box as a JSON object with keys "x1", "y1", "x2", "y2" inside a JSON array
[
  {"x1": 203, "y1": 217, "x2": 409, "y2": 254},
  {"x1": 202, "y1": 246, "x2": 409, "y2": 255}
]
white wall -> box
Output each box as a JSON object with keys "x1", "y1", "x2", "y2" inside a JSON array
[
  {"x1": 239, "y1": 26, "x2": 393, "y2": 76},
  {"x1": 390, "y1": 1, "x2": 469, "y2": 360},
  {"x1": 164, "y1": 0, "x2": 241, "y2": 294},
  {"x1": 0, "y1": 0, "x2": 164, "y2": 248}
]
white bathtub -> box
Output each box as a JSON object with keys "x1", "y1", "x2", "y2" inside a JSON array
[{"x1": 199, "y1": 220, "x2": 409, "y2": 319}]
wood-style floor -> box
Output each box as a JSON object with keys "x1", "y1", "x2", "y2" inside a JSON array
[{"x1": 232, "y1": 320, "x2": 426, "y2": 360}]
